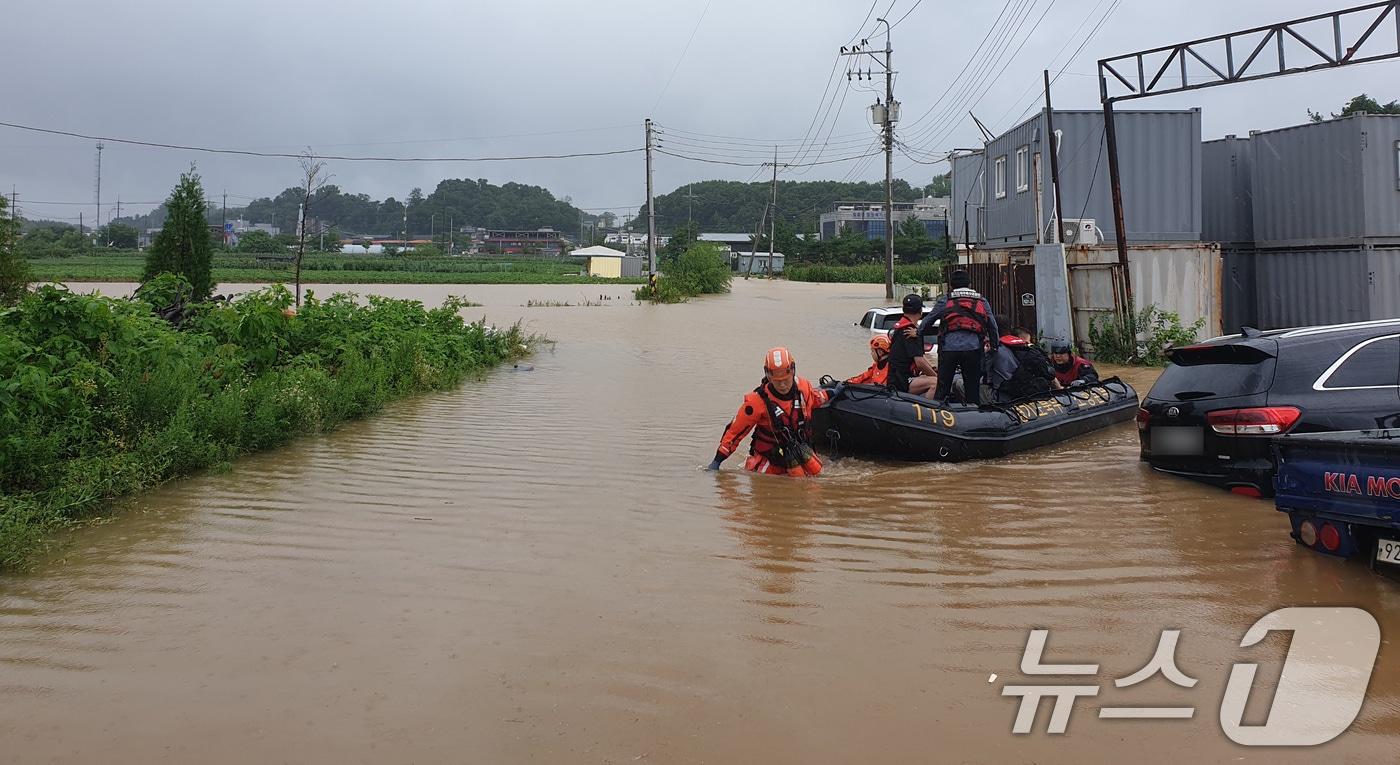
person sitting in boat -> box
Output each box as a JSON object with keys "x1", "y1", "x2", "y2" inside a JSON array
[
  {"x1": 708, "y1": 347, "x2": 829, "y2": 477},
  {"x1": 888, "y1": 293, "x2": 940, "y2": 397},
  {"x1": 990, "y1": 324, "x2": 1058, "y2": 402},
  {"x1": 916, "y1": 270, "x2": 999, "y2": 406},
  {"x1": 847, "y1": 335, "x2": 892, "y2": 386},
  {"x1": 1050, "y1": 340, "x2": 1100, "y2": 388}
]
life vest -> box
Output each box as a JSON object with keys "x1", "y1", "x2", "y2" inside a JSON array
[
  {"x1": 940, "y1": 293, "x2": 989, "y2": 339},
  {"x1": 1054, "y1": 357, "x2": 1096, "y2": 387},
  {"x1": 750, "y1": 381, "x2": 812, "y2": 466},
  {"x1": 1000, "y1": 334, "x2": 1027, "y2": 347}
]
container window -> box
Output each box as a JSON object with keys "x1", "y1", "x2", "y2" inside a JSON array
[
  {"x1": 1016, "y1": 147, "x2": 1029, "y2": 192},
  {"x1": 1315, "y1": 334, "x2": 1400, "y2": 390},
  {"x1": 994, "y1": 156, "x2": 1007, "y2": 199}
]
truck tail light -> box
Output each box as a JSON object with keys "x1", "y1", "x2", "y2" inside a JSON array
[
  {"x1": 1136, "y1": 408, "x2": 1150, "y2": 431},
  {"x1": 1207, "y1": 406, "x2": 1302, "y2": 436},
  {"x1": 1299, "y1": 519, "x2": 1318, "y2": 547},
  {"x1": 1319, "y1": 522, "x2": 1342, "y2": 553}
]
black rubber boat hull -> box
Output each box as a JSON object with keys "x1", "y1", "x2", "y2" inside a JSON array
[{"x1": 812, "y1": 378, "x2": 1140, "y2": 462}]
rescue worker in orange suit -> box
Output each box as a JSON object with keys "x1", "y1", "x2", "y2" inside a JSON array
[
  {"x1": 847, "y1": 335, "x2": 892, "y2": 386},
  {"x1": 708, "y1": 347, "x2": 829, "y2": 476},
  {"x1": 1049, "y1": 339, "x2": 1100, "y2": 388}
]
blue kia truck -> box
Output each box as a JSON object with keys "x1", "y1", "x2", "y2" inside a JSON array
[{"x1": 1273, "y1": 430, "x2": 1400, "y2": 567}]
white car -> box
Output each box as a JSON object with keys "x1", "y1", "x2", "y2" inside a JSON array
[{"x1": 856, "y1": 306, "x2": 938, "y2": 354}]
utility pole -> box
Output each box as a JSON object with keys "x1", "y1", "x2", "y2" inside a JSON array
[
  {"x1": 685, "y1": 184, "x2": 698, "y2": 226},
  {"x1": 116, "y1": 196, "x2": 121, "y2": 223},
  {"x1": 767, "y1": 147, "x2": 778, "y2": 278},
  {"x1": 645, "y1": 118, "x2": 657, "y2": 275},
  {"x1": 841, "y1": 19, "x2": 897, "y2": 299},
  {"x1": 222, "y1": 191, "x2": 228, "y2": 250},
  {"x1": 94, "y1": 142, "x2": 104, "y2": 231},
  {"x1": 1044, "y1": 70, "x2": 1065, "y2": 246}
]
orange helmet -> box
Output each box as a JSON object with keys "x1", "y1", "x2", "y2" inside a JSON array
[
  {"x1": 869, "y1": 335, "x2": 891, "y2": 353},
  {"x1": 763, "y1": 347, "x2": 796, "y2": 381}
]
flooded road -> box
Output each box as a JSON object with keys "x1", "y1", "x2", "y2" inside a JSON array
[{"x1": 5, "y1": 279, "x2": 1400, "y2": 763}]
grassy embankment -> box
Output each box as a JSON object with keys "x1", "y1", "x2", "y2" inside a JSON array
[
  {"x1": 783, "y1": 263, "x2": 948, "y2": 284},
  {"x1": 0, "y1": 279, "x2": 541, "y2": 570},
  {"x1": 25, "y1": 251, "x2": 647, "y2": 285}
]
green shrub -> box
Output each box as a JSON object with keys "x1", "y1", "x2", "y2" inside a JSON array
[
  {"x1": 636, "y1": 243, "x2": 732, "y2": 302},
  {"x1": 1089, "y1": 305, "x2": 1204, "y2": 366},
  {"x1": 0, "y1": 284, "x2": 540, "y2": 569}
]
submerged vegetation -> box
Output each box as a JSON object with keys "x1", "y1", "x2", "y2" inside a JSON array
[
  {"x1": 23, "y1": 252, "x2": 645, "y2": 285},
  {"x1": 636, "y1": 242, "x2": 733, "y2": 303},
  {"x1": 0, "y1": 277, "x2": 538, "y2": 569},
  {"x1": 784, "y1": 263, "x2": 946, "y2": 284}
]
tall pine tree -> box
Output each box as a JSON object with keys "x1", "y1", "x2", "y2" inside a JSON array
[{"x1": 143, "y1": 168, "x2": 213, "y2": 299}]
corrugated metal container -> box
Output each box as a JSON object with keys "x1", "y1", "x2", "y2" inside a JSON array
[
  {"x1": 1202, "y1": 136, "x2": 1254, "y2": 245},
  {"x1": 1253, "y1": 248, "x2": 1374, "y2": 328},
  {"x1": 1221, "y1": 248, "x2": 1258, "y2": 332},
  {"x1": 1249, "y1": 114, "x2": 1400, "y2": 248},
  {"x1": 732, "y1": 252, "x2": 785, "y2": 274},
  {"x1": 1064, "y1": 244, "x2": 1222, "y2": 345},
  {"x1": 620, "y1": 255, "x2": 645, "y2": 278},
  {"x1": 983, "y1": 109, "x2": 1202, "y2": 246},
  {"x1": 950, "y1": 150, "x2": 985, "y2": 245}
]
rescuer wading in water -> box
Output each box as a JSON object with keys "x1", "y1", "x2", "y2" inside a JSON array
[{"x1": 708, "y1": 347, "x2": 829, "y2": 476}]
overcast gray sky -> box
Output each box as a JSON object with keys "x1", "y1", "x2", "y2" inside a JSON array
[{"x1": 3, "y1": 0, "x2": 1395, "y2": 224}]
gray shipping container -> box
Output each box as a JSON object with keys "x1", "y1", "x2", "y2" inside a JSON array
[
  {"x1": 1253, "y1": 246, "x2": 1400, "y2": 329},
  {"x1": 1249, "y1": 113, "x2": 1400, "y2": 248},
  {"x1": 1221, "y1": 248, "x2": 1258, "y2": 332},
  {"x1": 982, "y1": 108, "x2": 1202, "y2": 246},
  {"x1": 1202, "y1": 136, "x2": 1254, "y2": 245},
  {"x1": 620, "y1": 255, "x2": 645, "y2": 278},
  {"x1": 950, "y1": 150, "x2": 985, "y2": 245}
]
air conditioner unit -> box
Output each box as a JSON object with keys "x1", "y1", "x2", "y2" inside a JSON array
[{"x1": 1061, "y1": 218, "x2": 1100, "y2": 245}]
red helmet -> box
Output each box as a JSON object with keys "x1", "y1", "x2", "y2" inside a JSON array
[
  {"x1": 869, "y1": 335, "x2": 891, "y2": 353},
  {"x1": 764, "y1": 347, "x2": 796, "y2": 381}
]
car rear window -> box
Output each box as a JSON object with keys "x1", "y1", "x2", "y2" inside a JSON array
[{"x1": 1155, "y1": 344, "x2": 1277, "y2": 400}]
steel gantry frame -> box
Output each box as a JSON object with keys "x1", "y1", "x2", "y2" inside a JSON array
[{"x1": 1095, "y1": 1, "x2": 1400, "y2": 311}]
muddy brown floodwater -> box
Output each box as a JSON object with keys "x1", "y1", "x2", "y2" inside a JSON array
[{"x1": 4, "y1": 279, "x2": 1400, "y2": 763}]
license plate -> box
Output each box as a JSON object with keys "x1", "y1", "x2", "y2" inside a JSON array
[
  {"x1": 1151, "y1": 426, "x2": 1204, "y2": 456},
  {"x1": 1377, "y1": 539, "x2": 1400, "y2": 566}
]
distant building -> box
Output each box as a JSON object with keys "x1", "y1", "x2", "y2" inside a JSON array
[
  {"x1": 697, "y1": 233, "x2": 755, "y2": 253},
  {"x1": 818, "y1": 198, "x2": 950, "y2": 241},
  {"x1": 484, "y1": 228, "x2": 567, "y2": 256}
]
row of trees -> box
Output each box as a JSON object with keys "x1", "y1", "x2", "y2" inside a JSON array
[{"x1": 636, "y1": 177, "x2": 949, "y2": 236}]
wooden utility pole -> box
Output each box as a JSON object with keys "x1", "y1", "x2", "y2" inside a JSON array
[
  {"x1": 645, "y1": 119, "x2": 657, "y2": 275},
  {"x1": 767, "y1": 147, "x2": 778, "y2": 278}
]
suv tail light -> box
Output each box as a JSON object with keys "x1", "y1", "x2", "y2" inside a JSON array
[
  {"x1": 1136, "y1": 408, "x2": 1149, "y2": 431},
  {"x1": 1206, "y1": 406, "x2": 1302, "y2": 436}
]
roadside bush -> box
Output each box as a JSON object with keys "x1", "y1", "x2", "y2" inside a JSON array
[
  {"x1": 0, "y1": 283, "x2": 539, "y2": 569},
  {"x1": 1090, "y1": 305, "x2": 1204, "y2": 366}
]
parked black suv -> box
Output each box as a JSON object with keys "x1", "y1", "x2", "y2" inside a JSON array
[{"x1": 1139, "y1": 320, "x2": 1400, "y2": 496}]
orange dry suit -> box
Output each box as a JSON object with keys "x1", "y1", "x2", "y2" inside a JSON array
[
  {"x1": 715, "y1": 377, "x2": 829, "y2": 476},
  {"x1": 847, "y1": 360, "x2": 890, "y2": 386}
]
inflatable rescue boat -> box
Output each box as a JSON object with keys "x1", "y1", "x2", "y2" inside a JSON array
[{"x1": 812, "y1": 378, "x2": 1139, "y2": 462}]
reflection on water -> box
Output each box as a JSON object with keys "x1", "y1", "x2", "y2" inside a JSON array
[{"x1": 4, "y1": 280, "x2": 1399, "y2": 763}]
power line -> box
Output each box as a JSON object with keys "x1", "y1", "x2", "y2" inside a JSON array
[
  {"x1": 655, "y1": 147, "x2": 881, "y2": 168},
  {"x1": 651, "y1": 0, "x2": 714, "y2": 115},
  {"x1": 888, "y1": 0, "x2": 925, "y2": 28},
  {"x1": 0, "y1": 121, "x2": 642, "y2": 163},
  {"x1": 1000, "y1": 0, "x2": 1123, "y2": 128}
]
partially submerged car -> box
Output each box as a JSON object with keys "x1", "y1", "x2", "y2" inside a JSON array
[
  {"x1": 1138, "y1": 319, "x2": 1400, "y2": 497},
  {"x1": 857, "y1": 306, "x2": 937, "y2": 353}
]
